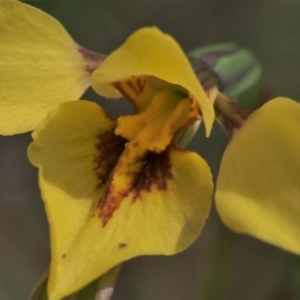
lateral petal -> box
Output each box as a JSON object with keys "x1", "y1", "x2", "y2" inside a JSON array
[
  {"x1": 0, "y1": 0, "x2": 103, "y2": 135},
  {"x1": 215, "y1": 97, "x2": 300, "y2": 254}
]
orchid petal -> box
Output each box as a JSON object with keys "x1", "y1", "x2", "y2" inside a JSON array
[
  {"x1": 216, "y1": 98, "x2": 300, "y2": 254},
  {"x1": 0, "y1": 0, "x2": 103, "y2": 135},
  {"x1": 92, "y1": 27, "x2": 215, "y2": 136},
  {"x1": 28, "y1": 101, "x2": 213, "y2": 299}
]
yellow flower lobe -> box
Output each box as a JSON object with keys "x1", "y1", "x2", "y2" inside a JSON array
[{"x1": 92, "y1": 27, "x2": 215, "y2": 136}]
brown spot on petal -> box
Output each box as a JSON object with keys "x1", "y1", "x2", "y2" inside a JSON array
[
  {"x1": 94, "y1": 130, "x2": 127, "y2": 187},
  {"x1": 127, "y1": 80, "x2": 139, "y2": 96},
  {"x1": 98, "y1": 148, "x2": 173, "y2": 226},
  {"x1": 78, "y1": 46, "x2": 106, "y2": 74},
  {"x1": 137, "y1": 76, "x2": 146, "y2": 93},
  {"x1": 112, "y1": 76, "x2": 148, "y2": 109},
  {"x1": 98, "y1": 147, "x2": 173, "y2": 227},
  {"x1": 131, "y1": 148, "x2": 173, "y2": 200},
  {"x1": 112, "y1": 81, "x2": 132, "y2": 103},
  {"x1": 98, "y1": 188, "x2": 122, "y2": 227}
]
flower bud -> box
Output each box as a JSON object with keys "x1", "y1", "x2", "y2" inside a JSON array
[{"x1": 189, "y1": 43, "x2": 263, "y2": 109}]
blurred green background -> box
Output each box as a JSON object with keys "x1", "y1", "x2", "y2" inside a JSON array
[{"x1": 1, "y1": 1, "x2": 300, "y2": 299}]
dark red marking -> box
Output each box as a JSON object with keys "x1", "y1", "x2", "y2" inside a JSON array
[
  {"x1": 112, "y1": 81, "x2": 134, "y2": 103},
  {"x1": 97, "y1": 147, "x2": 173, "y2": 226},
  {"x1": 137, "y1": 77, "x2": 146, "y2": 93},
  {"x1": 94, "y1": 131, "x2": 127, "y2": 187},
  {"x1": 78, "y1": 46, "x2": 106, "y2": 74},
  {"x1": 131, "y1": 148, "x2": 173, "y2": 200},
  {"x1": 98, "y1": 188, "x2": 123, "y2": 226},
  {"x1": 127, "y1": 80, "x2": 139, "y2": 96}
]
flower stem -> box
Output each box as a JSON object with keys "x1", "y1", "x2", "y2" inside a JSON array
[
  {"x1": 30, "y1": 265, "x2": 122, "y2": 300},
  {"x1": 214, "y1": 92, "x2": 252, "y2": 139}
]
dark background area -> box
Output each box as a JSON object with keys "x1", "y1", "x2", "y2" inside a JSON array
[{"x1": 1, "y1": 1, "x2": 300, "y2": 299}]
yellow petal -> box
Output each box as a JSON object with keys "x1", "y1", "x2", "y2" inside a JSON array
[
  {"x1": 0, "y1": 0, "x2": 103, "y2": 135},
  {"x1": 28, "y1": 100, "x2": 118, "y2": 297},
  {"x1": 215, "y1": 97, "x2": 300, "y2": 254},
  {"x1": 92, "y1": 27, "x2": 215, "y2": 136},
  {"x1": 28, "y1": 101, "x2": 213, "y2": 299}
]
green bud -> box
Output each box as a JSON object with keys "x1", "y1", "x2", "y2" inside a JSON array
[{"x1": 189, "y1": 43, "x2": 263, "y2": 109}]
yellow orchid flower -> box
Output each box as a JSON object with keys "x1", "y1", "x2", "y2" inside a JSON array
[
  {"x1": 27, "y1": 26, "x2": 216, "y2": 300},
  {"x1": 3, "y1": 1, "x2": 300, "y2": 299}
]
